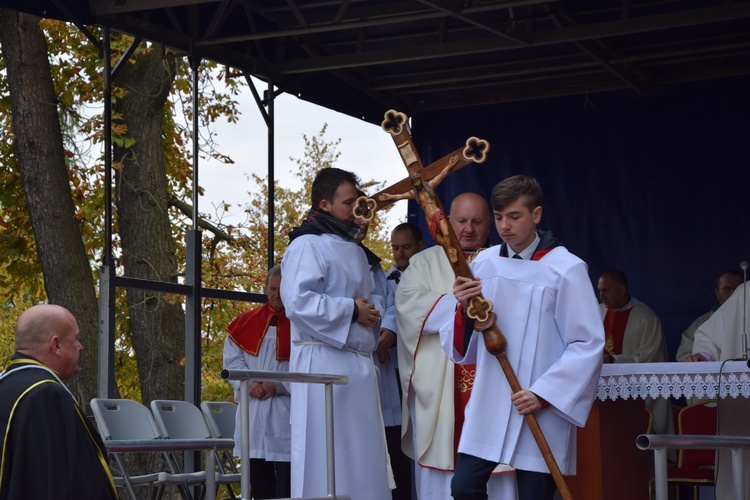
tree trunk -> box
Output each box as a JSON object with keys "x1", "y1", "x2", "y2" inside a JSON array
[
  {"x1": 113, "y1": 45, "x2": 185, "y2": 404},
  {"x1": 0, "y1": 10, "x2": 99, "y2": 408}
]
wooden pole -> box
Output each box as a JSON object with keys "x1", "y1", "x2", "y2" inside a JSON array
[{"x1": 474, "y1": 314, "x2": 573, "y2": 499}]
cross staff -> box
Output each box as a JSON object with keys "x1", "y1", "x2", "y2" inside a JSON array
[
  {"x1": 363, "y1": 109, "x2": 573, "y2": 500},
  {"x1": 352, "y1": 110, "x2": 489, "y2": 221}
]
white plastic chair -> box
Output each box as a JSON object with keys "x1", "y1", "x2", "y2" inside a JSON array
[
  {"x1": 150, "y1": 400, "x2": 241, "y2": 496},
  {"x1": 200, "y1": 401, "x2": 240, "y2": 475},
  {"x1": 200, "y1": 401, "x2": 237, "y2": 440},
  {"x1": 90, "y1": 398, "x2": 204, "y2": 500}
]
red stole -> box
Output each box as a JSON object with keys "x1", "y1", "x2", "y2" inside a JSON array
[
  {"x1": 227, "y1": 302, "x2": 291, "y2": 361},
  {"x1": 602, "y1": 308, "x2": 632, "y2": 356},
  {"x1": 452, "y1": 311, "x2": 475, "y2": 457}
]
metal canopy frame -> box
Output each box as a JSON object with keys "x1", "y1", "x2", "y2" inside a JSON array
[{"x1": 7, "y1": 0, "x2": 750, "y2": 124}]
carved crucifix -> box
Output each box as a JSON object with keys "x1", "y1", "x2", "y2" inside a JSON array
[{"x1": 354, "y1": 109, "x2": 573, "y2": 500}]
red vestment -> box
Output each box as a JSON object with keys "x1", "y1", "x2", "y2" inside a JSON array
[{"x1": 227, "y1": 302, "x2": 291, "y2": 360}]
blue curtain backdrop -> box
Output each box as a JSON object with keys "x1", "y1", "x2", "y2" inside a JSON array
[{"x1": 404, "y1": 75, "x2": 750, "y2": 361}]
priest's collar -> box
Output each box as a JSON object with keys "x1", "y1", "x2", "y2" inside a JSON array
[{"x1": 609, "y1": 296, "x2": 637, "y2": 312}]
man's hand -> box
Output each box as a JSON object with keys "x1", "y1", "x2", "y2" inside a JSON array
[
  {"x1": 377, "y1": 329, "x2": 396, "y2": 363},
  {"x1": 511, "y1": 389, "x2": 542, "y2": 415},
  {"x1": 453, "y1": 276, "x2": 482, "y2": 310},
  {"x1": 684, "y1": 353, "x2": 709, "y2": 362},
  {"x1": 355, "y1": 297, "x2": 380, "y2": 327},
  {"x1": 259, "y1": 382, "x2": 277, "y2": 400},
  {"x1": 249, "y1": 381, "x2": 265, "y2": 399}
]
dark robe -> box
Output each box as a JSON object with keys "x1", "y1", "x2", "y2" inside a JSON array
[{"x1": 0, "y1": 355, "x2": 118, "y2": 500}]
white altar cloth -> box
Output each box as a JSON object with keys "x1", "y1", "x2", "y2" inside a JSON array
[{"x1": 597, "y1": 361, "x2": 750, "y2": 401}]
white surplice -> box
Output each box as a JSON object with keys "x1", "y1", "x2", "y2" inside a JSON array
[
  {"x1": 223, "y1": 328, "x2": 291, "y2": 461},
  {"x1": 432, "y1": 246, "x2": 604, "y2": 475},
  {"x1": 395, "y1": 246, "x2": 515, "y2": 499},
  {"x1": 692, "y1": 283, "x2": 750, "y2": 500},
  {"x1": 280, "y1": 233, "x2": 391, "y2": 500}
]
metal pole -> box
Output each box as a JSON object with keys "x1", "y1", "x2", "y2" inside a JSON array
[
  {"x1": 653, "y1": 448, "x2": 668, "y2": 500},
  {"x1": 184, "y1": 57, "x2": 202, "y2": 495},
  {"x1": 206, "y1": 450, "x2": 216, "y2": 500},
  {"x1": 240, "y1": 379, "x2": 251, "y2": 499},
  {"x1": 731, "y1": 448, "x2": 745, "y2": 500},
  {"x1": 267, "y1": 81, "x2": 275, "y2": 269},
  {"x1": 191, "y1": 59, "x2": 200, "y2": 228},
  {"x1": 98, "y1": 26, "x2": 116, "y2": 398},
  {"x1": 103, "y1": 27, "x2": 113, "y2": 263},
  {"x1": 325, "y1": 382, "x2": 337, "y2": 497},
  {"x1": 184, "y1": 57, "x2": 202, "y2": 406}
]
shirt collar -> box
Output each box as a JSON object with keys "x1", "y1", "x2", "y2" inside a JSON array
[{"x1": 511, "y1": 233, "x2": 540, "y2": 260}]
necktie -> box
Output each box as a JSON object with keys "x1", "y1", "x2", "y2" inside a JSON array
[{"x1": 512, "y1": 254, "x2": 523, "y2": 260}]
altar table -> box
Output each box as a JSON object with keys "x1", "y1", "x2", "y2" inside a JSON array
[{"x1": 567, "y1": 361, "x2": 750, "y2": 500}]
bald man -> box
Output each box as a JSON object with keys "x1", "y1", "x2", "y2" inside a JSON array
[
  {"x1": 0, "y1": 304, "x2": 117, "y2": 499},
  {"x1": 395, "y1": 193, "x2": 514, "y2": 499}
]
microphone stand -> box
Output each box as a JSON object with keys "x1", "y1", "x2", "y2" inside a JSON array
[{"x1": 741, "y1": 261, "x2": 748, "y2": 360}]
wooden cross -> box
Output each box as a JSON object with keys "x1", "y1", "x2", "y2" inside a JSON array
[
  {"x1": 357, "y1": 109, "x2": 573, "y2": 500},
  {"x1": 352, "y1": 110, "x2": 490, "y2": 221}
]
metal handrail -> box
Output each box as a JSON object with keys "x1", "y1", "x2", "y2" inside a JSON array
[
  {"x1": 636, "y1": 433, "x2": 750, "y2": 500},
  {"x1": 220, "y1": 369, "x2": 350, "y2": 500}
]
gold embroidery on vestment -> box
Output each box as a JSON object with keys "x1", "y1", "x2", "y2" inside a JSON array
[
  {"x1": 604, "y1": 335, "x2": 615, "y2": 356},
  {"x1": 457, "y1": 365, "x2": 476, "y2": 393}
]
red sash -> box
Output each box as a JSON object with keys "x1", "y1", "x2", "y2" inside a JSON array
[
  {"x1": 227, "y1": 303, "x2": 291, "y2": 361},
  {"x1": 453, "y1": 364, "x2": 475, "y2": 457},
  {"x1": 602, "y1": 308, "x2": 631, "y2": 356},
  {"x1": 452, "y1": 304, "x2": 475, "y2": 458}
]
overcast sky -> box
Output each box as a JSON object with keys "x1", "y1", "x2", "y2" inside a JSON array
[{"x1": 197, "y1": 79, "x2": 408, "y2": 231}]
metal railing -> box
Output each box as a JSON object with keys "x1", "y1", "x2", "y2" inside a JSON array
[
  {"x1": 636, "y1": 433, "x2": 750, "y2": 500},
  {"x1": 220, "y1": 369, "x2": 350, "y2": 500}
]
